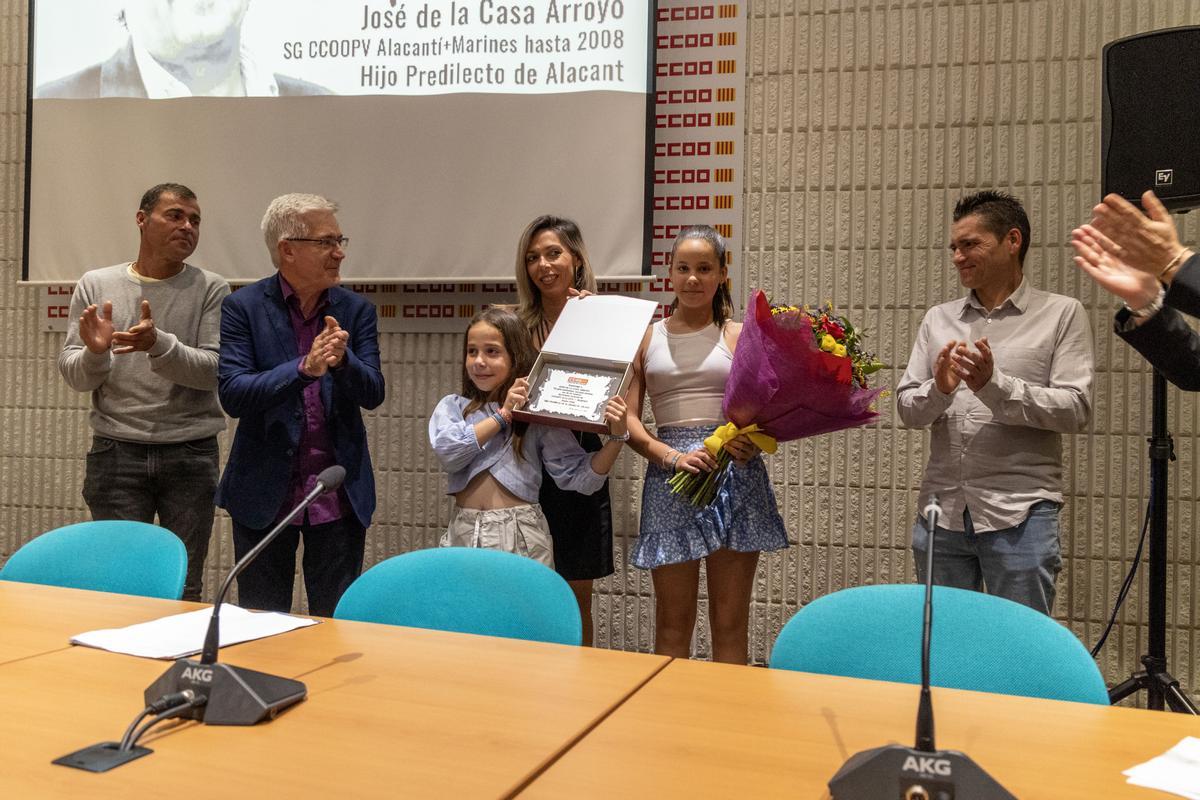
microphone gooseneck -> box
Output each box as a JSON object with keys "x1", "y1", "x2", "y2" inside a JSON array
[
  {"x1": 828, "y1": 491, "x2": 1014, "y2": 799},
  {"x1": 199, "y1": 466, "x2": 346, "y2": 665},
  {"x1": 916, "y1": 494, "x2": 940, "y2": 753}
]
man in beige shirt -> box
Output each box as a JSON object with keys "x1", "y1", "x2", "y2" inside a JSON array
[{"x1": 897, "y1": 190, "x2": 1094, "y2": 615}]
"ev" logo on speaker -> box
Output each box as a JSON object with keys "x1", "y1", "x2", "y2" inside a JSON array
[{"x1": 1156, "y1": 169, "x2": 1174, "y2": 186}]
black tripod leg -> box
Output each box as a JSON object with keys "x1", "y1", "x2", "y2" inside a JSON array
[
  {"x1": 1104, "y1": 668, "x2": 1198, "y2": 712},
  {"x1": 1108, "y1": 672, "x2": 1147, "y2": 705},
  {"x1": 1161, "y1": 677, "x2": 1199, "y2": 714}
]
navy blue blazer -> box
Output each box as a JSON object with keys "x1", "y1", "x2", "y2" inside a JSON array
[{"x1": 216, "y1": 275, "x2": 385, "y2": 530}]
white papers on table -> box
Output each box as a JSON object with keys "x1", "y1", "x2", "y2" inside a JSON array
[
  {"x1": 71, "y1": 604, "x2": 319, "y2": 660},
  {"x1": 1124, "y1": 736, "x2": 1200, "y2": 799}
]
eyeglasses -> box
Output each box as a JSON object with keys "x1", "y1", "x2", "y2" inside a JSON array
[{"x1": 286, "y1": 236, "x2": 350, "y2": 250}]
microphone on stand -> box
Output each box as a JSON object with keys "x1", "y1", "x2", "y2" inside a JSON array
[
  {"x1": 828, "y1": 494, "x2": 1016, "y2": 800},
  {"x1": 143, "y1": 465, "x2": 347, "y2": 726},
  {"x1": 915, "y1": 495, "x2": 941, "y2": 754}
]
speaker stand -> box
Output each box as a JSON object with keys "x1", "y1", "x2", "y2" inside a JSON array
[{"x1": 1107, "y1": 372, "x2": 1198, "y2": 713}]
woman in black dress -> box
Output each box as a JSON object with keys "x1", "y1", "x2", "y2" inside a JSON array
[{"x1": 513, "y1": 215, "x2": 614, "y2": 646}]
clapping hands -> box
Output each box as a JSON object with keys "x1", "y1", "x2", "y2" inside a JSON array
[
  {"x1": 934, "y1": 338, "x2": 993, "y2": 394},
  {"x1": 303, "y1": 316, "x2": 349, "y2": 377},
  {"x1": 80, "y1": 299, "x2": 159, "y2": 355}
]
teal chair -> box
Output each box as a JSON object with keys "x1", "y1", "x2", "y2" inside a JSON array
[
  {"x1": 769, "y1": 584, "x2": 1109, "y2": 705},
  {"x1": 0, "y1": 520, "x2": 188, "y2": 600},
  {"x1": 334, "y1": 548, "x2": 582, "y2": 646}
]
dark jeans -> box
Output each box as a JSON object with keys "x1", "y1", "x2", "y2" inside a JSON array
[
  {"x1": 231, "y1": 515, "x2": 366, "y2": 617},
  {"x1": 82, "y1": 435, "x2": 219, "y2": 602}
]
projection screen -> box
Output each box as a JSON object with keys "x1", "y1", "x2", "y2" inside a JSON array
[{"x1": 24, "y1": 0, "x2": 654, "y2": 283}]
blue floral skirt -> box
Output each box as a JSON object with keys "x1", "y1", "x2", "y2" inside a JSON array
[{"x1": 632, "y1": 426, "x2": 789, "y2": 569}]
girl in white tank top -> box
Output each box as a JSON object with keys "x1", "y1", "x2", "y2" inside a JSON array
[
  {"x1": 625, "y1": 227, "x2": 788, "y2": 665},
  {"x1": 642, "y1": 320, "x2": 733, "y2": 427}
]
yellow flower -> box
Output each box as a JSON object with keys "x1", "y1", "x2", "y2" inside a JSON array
[
  {"x1": 833, "y1": 343, "x2": 847, "y2": 357},
  {"x1": 820, "y1": 334, "x2": 836, "y2": 352}
]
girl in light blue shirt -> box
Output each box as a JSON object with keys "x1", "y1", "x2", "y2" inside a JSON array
[{"x1": 428, "y1": 308, "x2": 627, "y2": 567}]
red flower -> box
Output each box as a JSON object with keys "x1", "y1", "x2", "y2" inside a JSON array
[{"x1": 820, "y1": 318, "x2": 846, "y2": 340}]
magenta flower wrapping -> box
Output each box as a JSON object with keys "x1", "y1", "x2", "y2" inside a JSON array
[
  {"x1": 724, "y1": 290, "x2": 884, "y2": 441},
  {"x1": 667, "y1": 290, "x2": 886, "y2": 506}
]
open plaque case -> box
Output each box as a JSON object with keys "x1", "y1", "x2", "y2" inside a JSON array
[{"x1": 512, "y1": 295, "x2": 659, "y2": 434}]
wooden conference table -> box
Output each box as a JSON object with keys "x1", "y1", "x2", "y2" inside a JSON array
[
  {"x1": 2, "y1": 581, "x2": 1197, "y2": 799},
  {"x1": 0, "y1": 582, "x2": 669, "y2": 798},
  {"x1": 523, "y1": 657, "x2": 1200, "y2": 799}
]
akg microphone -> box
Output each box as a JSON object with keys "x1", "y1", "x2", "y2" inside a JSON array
[
  {"x1": 144, "y1": 465, "x2": 346, "y2": 726},
  {"x1": 829, "y1": 492, "x2": 1016, "y2": 800}
]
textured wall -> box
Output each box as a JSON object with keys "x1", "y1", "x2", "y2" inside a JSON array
[
  {"x1": 739, "y1": 0, "x2": 1200, "y2": 697},
  {"x1": 4, "y1": 1, "x2": 1200, "y2": 706}
]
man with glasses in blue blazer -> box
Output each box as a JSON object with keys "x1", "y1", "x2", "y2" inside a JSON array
[{"x1": 216, "y1": 192, "x2": 384, "y2": 616}]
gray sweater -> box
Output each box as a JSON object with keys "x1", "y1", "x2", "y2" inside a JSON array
[{"x1": 58, "y1": 263, "x2": 230, "y2": 443}]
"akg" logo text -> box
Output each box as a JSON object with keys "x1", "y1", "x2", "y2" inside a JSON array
[{"x1": 902, "y1": 755, "x2": 952, "y2": 776}]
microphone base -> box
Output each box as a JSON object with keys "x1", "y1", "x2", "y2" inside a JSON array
[
  {"x1": 145, "y1": 658, "x2": 306, "y2": 726},
  {"x1": 53, "y1": 742, "x2": 153, "y2": 772},
  {"x1": 829, "y1": 744, "x2": 1016, "y2": 800}
]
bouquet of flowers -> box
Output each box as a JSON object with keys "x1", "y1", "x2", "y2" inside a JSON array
[{"x1": 668, "y1": 290, "x2": 886, "y2": 506}]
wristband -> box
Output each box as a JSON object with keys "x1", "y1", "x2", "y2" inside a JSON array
[
  {"x1": 604, "y1": 431, "x2": 630, "y2": 443},
  {"x1": 490, "y1": 410, "x2": 509, "y2": 432},
  {"x1": 1125, "y1": 283, "x2": 1166, "y2": 319}
]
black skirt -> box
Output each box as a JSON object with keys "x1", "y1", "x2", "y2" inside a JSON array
[{"x1": 538, "y1": 430, "x2": 615, "y2": 580}]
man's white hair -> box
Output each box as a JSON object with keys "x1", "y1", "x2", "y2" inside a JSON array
[{"x1": 261, "y1": 193, "x2": 338, "y2": 268}]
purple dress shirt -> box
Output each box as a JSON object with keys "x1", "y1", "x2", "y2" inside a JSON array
[{"x1": 278, "y1": 274, "x2": 350, "y2": 526}]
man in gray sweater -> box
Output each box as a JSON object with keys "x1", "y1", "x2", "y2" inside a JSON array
[{"x1": 58, "y1": 183, "x2": 229, "y2": 601}]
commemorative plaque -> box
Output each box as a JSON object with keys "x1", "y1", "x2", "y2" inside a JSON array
[{"x1": 512, "y1": 294, "x2": 659, "y2": 433}]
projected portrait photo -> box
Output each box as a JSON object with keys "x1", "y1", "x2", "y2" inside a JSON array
[{"x1": 35, "y1": 0, "x2": 329, "y2": 99}]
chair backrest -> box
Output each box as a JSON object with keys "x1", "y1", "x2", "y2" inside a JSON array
[
  {"x1": 0, "y1": 520, "x2": 188, "y2": 600},
  {"x1": 769, "y1": 584, "x2": 1109, "y2": 705},
  {"x1": 334, "y1": 548, "x2": 582, "y2": 646}
]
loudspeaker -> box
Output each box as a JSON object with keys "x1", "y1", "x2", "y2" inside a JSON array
[{"x1": 1103, "y1": 26, "x2": 1200, "y2": 211}]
